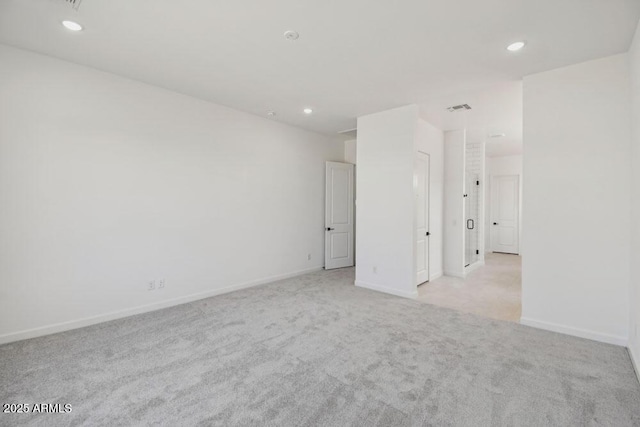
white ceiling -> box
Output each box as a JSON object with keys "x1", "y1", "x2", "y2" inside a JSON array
[
  {"x1": 1, "y1": 0, "x2": 639, "y2": 139},
  {"x1": 420, "y1": 81, "x2": 524, "y2": 157}
]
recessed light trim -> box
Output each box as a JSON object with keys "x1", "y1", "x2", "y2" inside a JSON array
[
  {"x1": 62, "y1": 20, "x2": 83, "y2": 31},
  {"x1": 303, "y1": 108, "x2": 313, "y2": 115},
  {"x1": 284, "y1": 30, "x2": 299, "y2": 41},
  {"x1": 507, "y1": 41, "x2": 526, "y2": 52}
]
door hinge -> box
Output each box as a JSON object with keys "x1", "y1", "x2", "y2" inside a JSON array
[
  {"x1": 426, "y1": 232, "x2": 430, "y2": 236},
  {"x1": 476, "y1": 250, "x2": 479, "y2": 255},
  {"x1": 476, "y1": 180, "x2": 480, "y2": 186}
]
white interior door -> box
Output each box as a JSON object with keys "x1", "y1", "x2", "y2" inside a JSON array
[
  {"x1": 415, "y1": 152, "x2": 430, "y2": 285},
  {"x1": 491, "y1": 175, "x2": 519, "y2": 254},
  {"x1": 325, "y1": 162, "x2": 354, "y2": 269}
]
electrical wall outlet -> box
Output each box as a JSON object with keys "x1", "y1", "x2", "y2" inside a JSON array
[
  {"x1": 158, "y1": 279, "x2": 165, "y2": 289},
  {"x1": 148, "y1": 280, "x2": 156, "y2": 291},
  {"x1": 307, "y1": 254, "x2": 311, "y2": 261},
  {"x1": 373, "y1": 266, "x2": 377, "y2": 274}
]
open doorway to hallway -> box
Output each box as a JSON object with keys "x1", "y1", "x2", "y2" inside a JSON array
[
  {"x1": 419, "y1": 150, "x2": 523, "y2": 323},
  {"x1": 419, "y1": 141, "x2": 523, "y2": 323},
  {"x1": 418, "y1": 82, "x2": 523, "y2": 322}
]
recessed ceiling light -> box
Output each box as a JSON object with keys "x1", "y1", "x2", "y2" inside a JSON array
[
  {"x1": 303, "y1": 108, "x2": 313, "y2": 114},
  {"x1": 62, "y1": 20, "x2": 83, "y2": 31},
  {"x1": 506, "y1": 41, "x2": 526, "y2": 52},
  {"x1": 284, "y1": 30, "x2": 299, "y2": 41}
]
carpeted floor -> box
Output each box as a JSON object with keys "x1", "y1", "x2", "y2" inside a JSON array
[{"x1": 1, "y1": 267, "x2": 639, "y2": 426}]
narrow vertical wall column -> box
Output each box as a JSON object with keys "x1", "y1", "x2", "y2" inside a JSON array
[
  {"x1": 355, "y1": 105, "x2": 419, "y2": 298},
  {"x1": 443, "y1": 130, "x2": 466, "y2": 277}
]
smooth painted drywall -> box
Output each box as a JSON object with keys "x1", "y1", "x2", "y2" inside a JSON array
[
  {"x1": 344, "y1": 139, "x2": 357, "y2": 165},
  {"x1": 355, "y1": 105, "x2": 418, "y2": 298},
  {"x1": 522, "y1": 54, "x2": 631, "y2": 345},
  {"x1": 443, "y1": 130, "x2": 466, "y2": 277},
  {"x1": 629, "y1": 21, "x2": 640, "y2": 374},
  {"x1": 0, "y1": 44, "x2": 343, "y2": 343},
  {"x1": 416, "y1": 119, "x2": 445, "y2": 280},
  {"x1": 484, "y1": 155, "x2": 523, "y2": 253},
  {"x1": 344, "y1": 138, "x2": 357, "y2": 259}
]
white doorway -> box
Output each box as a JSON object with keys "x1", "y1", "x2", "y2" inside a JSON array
[
  {"x1": 325, "y1": 161, "x2": 355, "y2": 269},
  {"x1": 491, "y1": 175, "x2": 519, "y2": 254},
  {"x1": 415, "y1": 152, "x2": 430, "y2": 285}
]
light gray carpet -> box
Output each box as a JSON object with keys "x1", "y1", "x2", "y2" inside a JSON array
[{"x1": 1, "y1": 268, "x2": 639, "y2": 426}]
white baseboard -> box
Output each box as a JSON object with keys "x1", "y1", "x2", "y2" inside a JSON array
[
  {"x1": 520, "y1": 317, "x2": 628, "y2": 347},
  {"x1": 0, "y1": 266, "x2": 323, "y2": 345},
  {"x1": 355, "y1": 280, "x2": 418, "y2": 299},
  {"x1": 429, "y1": 271, "x2": 443, "y2": 281},
  {"x1": 465, "y1": 260, "x2": 485, "y2": 272},
  {"x1": 444, "y1": 270, "x2": 465, "y2": 279},
  {"x1": 629, "y1": 343, "x2": 640, "y2": 385}
]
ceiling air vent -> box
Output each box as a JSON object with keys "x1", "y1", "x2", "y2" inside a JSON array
[
  {"x1": 446, "y1": 104, "x2": 472, "y2": 112},
  {"x1": 61, "y1": 0, "x2": 82, "y2": 10}
]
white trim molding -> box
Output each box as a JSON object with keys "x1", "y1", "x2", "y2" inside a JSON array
[
  {"x1": 464, "y1": 260, "x2": 485, "y2": 274},
  {"x1": 429, "y1": 271, "x2": 443, "y2": 281},
  {"x1": 520, "y1": 317, "x2": 628, "y2": 347},
  {"x1": 629, "y1": 345, "x2": 640, "y2": 385},
  {"x1": 444, "y1": 270, "x2": 466, "y2": 279},
  {"x1": 355, "y1": 280, "x2": 418, "y2": 299},
  {"x1": 0, "y1": 266, "x2": 323, "y2": 345}
]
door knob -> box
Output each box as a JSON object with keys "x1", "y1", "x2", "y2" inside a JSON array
[
  {"x1": 426, "y1": 232, "x2": 430, "y2": 236},
  {"x1": 493, "y1": 222, "x2": 498, "y2": 225},
  {"x1": 326, "y1": 227, "x2": 334, "y2": 231}
]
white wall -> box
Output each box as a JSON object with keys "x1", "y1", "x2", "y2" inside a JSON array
[
  {"x1": 629, "y1": 21, "x2": 640, "y2": 375},
  {"x1": 522, "y1": 54, "x2": 631, "y2": 345},
  {"x1": 443, "y1": 130, "x2": 466, "y2": 277},
  {"x1": 344, "y1": 139, "x2": 357, "y2": 165},
  {"x1": 344, "y1": 138, "x2": 357, "y2": 259},
  {"x1": 0, "y1": 44, "x2": 344, "y2": 343},
  {"x1": 355, "y1": 105, "x2": 419, "y2": 298},
  {"x1": 416, "y1": 119, "x2": 445, "y2": 280},
  {"x1": 484, "y1": 155, "x2": 523, "y2": 253}
]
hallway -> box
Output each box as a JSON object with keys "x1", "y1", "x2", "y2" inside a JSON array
[{"x1": 417, "y1": 253, "x2": 522, "y2": 322}]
